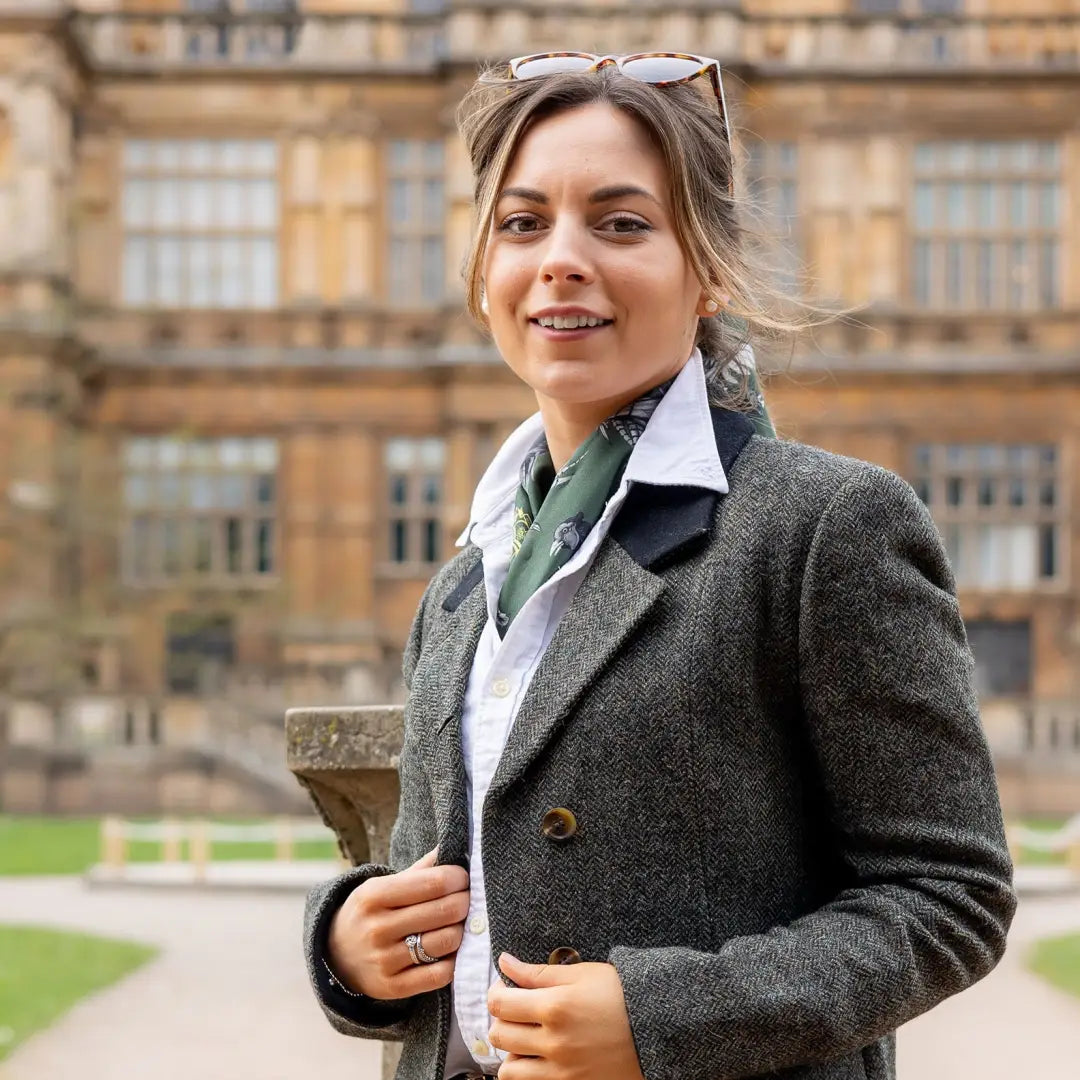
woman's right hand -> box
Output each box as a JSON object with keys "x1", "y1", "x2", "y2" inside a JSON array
[{"x1": 326, "y1": 846, "x2": 470, "y2": 1000}]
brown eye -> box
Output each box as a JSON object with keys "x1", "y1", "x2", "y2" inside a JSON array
[{"x1": 498, "y1": 214, "x2": 541, "y2": 235}]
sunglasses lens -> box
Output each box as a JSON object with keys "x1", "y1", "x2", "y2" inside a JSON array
[
  {"x1": 514, "y1": 54, "x2": 597, "y2": 79},
  {"x1": 621, "y1": 55, "x2": 705, "y2": 82}
]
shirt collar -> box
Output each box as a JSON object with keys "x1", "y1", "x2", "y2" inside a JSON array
[{"x1": 455, "y1": 348, "x2": 727, "y2": 548}]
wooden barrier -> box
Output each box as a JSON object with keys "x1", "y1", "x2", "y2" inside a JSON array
[{"x1": 95, "y1": 817, "x2": 338, "y2": 879}]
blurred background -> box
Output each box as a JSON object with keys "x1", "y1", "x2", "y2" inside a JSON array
[{"x1": 0, "y1": 0, "x2": 1078, "y2": 1077}]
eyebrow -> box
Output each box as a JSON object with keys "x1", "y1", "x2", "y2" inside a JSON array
[{"x1": 497, "y1": 184, "x2": 661, "y2": 207}]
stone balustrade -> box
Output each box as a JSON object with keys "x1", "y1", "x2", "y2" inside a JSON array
[
  {"x1": 285, "y1": 705, "x2": 404, "y2": 867},
  {"x1": 68, "y1": 7, "x2": 1080, "y2": 76}
]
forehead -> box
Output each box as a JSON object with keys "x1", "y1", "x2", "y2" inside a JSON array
[{"x1": 502, "y1": 102, "x2": 668, "y2": 196}]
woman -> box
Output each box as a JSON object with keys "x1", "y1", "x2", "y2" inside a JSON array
[{"x1": 304, "y1": 55, "x2": 1015, "y2": 1080}]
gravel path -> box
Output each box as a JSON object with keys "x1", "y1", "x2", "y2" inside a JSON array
[
  {"x1": 0, "y1": 875, "x2": 381, "y2": 1080},
  {"x1": 1, "y1": 876, "x2": 1078, "y2": 1079}
]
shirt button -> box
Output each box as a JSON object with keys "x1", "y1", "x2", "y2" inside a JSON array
[
  {"x1": 472, "y1": 1037, "x2": 490, "y2": 1056},
  {"x1": 491, "y1": 677, "x2": 511, "y2": 698},
  {"x1": 469, "y1": 915, "x2": 487, "y2": 934}
]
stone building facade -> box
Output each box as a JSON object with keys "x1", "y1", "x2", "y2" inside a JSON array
[{"x1": 0, "y1": 0, "x2": 1078, "y2": 813}]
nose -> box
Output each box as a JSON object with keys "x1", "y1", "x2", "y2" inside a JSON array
[{"x1": 537, "y1": 218, "x2": 593, "y2": 287}]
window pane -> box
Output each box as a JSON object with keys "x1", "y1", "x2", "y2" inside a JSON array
[
  {"x1": 419, "y1": 437, "x2": 445, "y2": 468},
  {"x1": 255, "y1": 474, "x2": 275, "y2": 505},
  {"x1": 1007, "y1": 477, "x2": 1025, "y2": 508},
  {"x1": 423, "y1": 140, "x2": 444, "y2": 171},
  {"x1": 248, "y1": 178, "x2": 277, "y2": 228},
  {"x1": 219, "y1": 238, "x2": 245, "y2": 307},
  {"x1": 226, "y1": 518, "x2": 243, "y2": 573},
  {"x1": 914, "y1": 182, "x2": 934, "y2": 229},
  {"x1": 946, "y1": 183, "x2": 965, "y2": 228},
  {"x1": 977, "y1": 478, "x2": 996, "y2": 507},
  {"x1": 124, "y1": 474, "x2": 152, "y2": 508},
  {"x1": 1039, "y1": 480, "x2": 1056, "y2": 508},
  {"x1": 220, "y1": 141, "x2": 248, "y2": 173},
  {"x1": 248, "y1": 141, "x2": 278, "y2": 173},
  {"x1": 124, "y1": 179, "x2": 152, "y2": 228},
  {"x1": 125, "y1": 141, "x2": 152, "y2": 169},
  {"x1": 422, "y1": 474, "x2": 440, "y2": 505},
  {"x1": 913, "y1": 239, "x2": 931, "y2": 307},
  {"x1": 181, "y1": 178, "x2": 211, "y2": 229},
  {"x1": 390, "y1": 475, "x2": 408, "y2": 505},
  {"x1": 391, "y1": 520, "x2": 408, "y2": 562},
  {"x1": 945, "y1": 240, "x2": 963, "y2": 308},
  {"x1": 1008, "y1": 241, "x2": 1027, "y2": 308},
  {"x1": 256, "y1": 520, "x2": 274, "y2": 573},
  {"x1": 1039, "y1": 240, "x2": 1059, "y2": 308},
  {"x1": 194, "y1": 518, "x2": 213, "y2": 572},
  {"x1": 131, "y1": 516, "x2": 153, "y2": 578},
  {"x1": 219, "y1": 179, "x2": 246, "y2": 228},
  {"x1": 390, "y1": 179, "x2": 410, "y2": 224},
  {"x1": 946, "y1": 477, "x2": 963, "y2": 506},
  {"x1": 153, "y1": 179, "x2": 182, "y2": 229},
  {"x1": 125, "y1": 438, "x2": 155, "y2": 468},
  {"x1": 190, "y1": 474, "x2": 217, "y2": 511},
  {"x1": 250, "y1": 237, "x2": 278, "y2": 308},
  {"x1": 423, "y1": 179, "x2": 443, "y2": 226},
  {"x1": 975, "y1": 240, "x2": 994, "y2": 309},
  {"x1": 162, "y1": 519, "x2": 182, "y2": 574},
  {"x1": 421, "y1": 236, "x2": 443, "y2": 302},
  {"x1": 976, "y1": 182, "x2": 995, "y2": 228},
  {"x1": 220, "y1": 474, "x2": 247, "y2": 510},
  {"x1": 251, "y1": 439, "x2": 278, "y2": 469},
  {"x1": 424, "y1": 519, "x2": 440, "y2": 563},
  {"x1": 385, "y1": 438, "x2": 414, "y2": 470},
  {"x1": 124, "y1": 237, "x2": 151, "y2": 305},
  {"x1": 1039, "y1": 525, "x2": 1057, "y2": 579},
  {"x1": 188, "y1": 237, "x2": 214, "y2": 307},
  {"x1": 1039, "y1": 182, "x2": 1059, "y2": 228}
]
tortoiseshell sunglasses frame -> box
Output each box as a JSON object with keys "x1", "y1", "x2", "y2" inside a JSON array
[{"x1": 505, "y1": 52, "x2": 734, "y2": 194}]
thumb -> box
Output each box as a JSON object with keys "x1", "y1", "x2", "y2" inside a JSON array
[
  {"x1": 409, "y1": 845, "x2": 439, "y2": 870},
  {"x1": 498, "y1": 952, "x2": 569, "y2": 988}
]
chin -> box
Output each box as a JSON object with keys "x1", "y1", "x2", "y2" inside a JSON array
[{"x1": 528, "y1": 360, "x2": 618, "y2": 402}]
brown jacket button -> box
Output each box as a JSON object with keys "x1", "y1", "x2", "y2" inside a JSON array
[
  {"x1": 548, "y1": 946, "x2": 582, "y2": 965},
  {"x1": 541, "y1": 807, "x2": 577, "y2": 841}
]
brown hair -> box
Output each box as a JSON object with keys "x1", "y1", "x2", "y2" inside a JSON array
[{"x1": 456, "y1": 64, "x2": 833, "y2": 407}]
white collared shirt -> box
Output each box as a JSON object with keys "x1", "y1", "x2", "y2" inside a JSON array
[{"x1": 442, "y1": 348, "x2": 729, "y2": 1078}]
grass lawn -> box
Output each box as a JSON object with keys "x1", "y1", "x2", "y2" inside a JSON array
[
  {"x1": 1029, "y1": 931, "x2": 1080, "y2": 1001},
  {"x1": 0, "y1": 924, "x2": 157, "y2": 1061},
  {"x1": 0, "y1": 815, "x2": 340, "y2": 876},
  {"x1": 1015, "y1": 817, "x2": 1071, "y2": 867}
]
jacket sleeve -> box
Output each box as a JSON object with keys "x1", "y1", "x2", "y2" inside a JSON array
[
  {"x1": 608, "y1": 466, "x2": 1017, "y2": 1080},
  {"x1": 303, "y1": 581, "x2": 439, "y2": 1040}
]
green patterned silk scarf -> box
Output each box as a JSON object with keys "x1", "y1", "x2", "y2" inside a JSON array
[{"x1": 495, "y1": 360, "x2": 775, "y2": 638}]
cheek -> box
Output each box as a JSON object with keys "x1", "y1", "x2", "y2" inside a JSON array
[{"x1": 485, "y1": 245, "x2": 532, "y2": 306}]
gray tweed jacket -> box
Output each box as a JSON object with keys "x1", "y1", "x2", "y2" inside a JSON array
[{"x1": 303, "y1": 407, "x2": 1016, "y2": 1080}]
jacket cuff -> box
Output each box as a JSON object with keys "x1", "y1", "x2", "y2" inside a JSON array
[{"x1": 307, "y1": 864, "x2": 416, "y2": 1034}]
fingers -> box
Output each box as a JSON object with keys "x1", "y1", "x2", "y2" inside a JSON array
[
  {"x1": 380, "y1": 887, "x2": 471, "y2": 942},
  {"x1": 409, "y1": 845, "x2": 439, "y2": 870},
  {"x1": 390, "y1": 922, "x2": 465, "y2": 975},
  {"x1": 376, "y1": 863, "x2": 469, "y2": 909},
  {"x1": 487, "y1": 985, "x2": 547, "y2": 1024},
  {"x1": 488, "y1": 1018, "x2": 546, "y2": 1059}
]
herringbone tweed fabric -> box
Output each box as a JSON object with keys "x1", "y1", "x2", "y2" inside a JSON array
[{"x1": 304, "y1": 427, "x2": 1016, "y2": 1080}]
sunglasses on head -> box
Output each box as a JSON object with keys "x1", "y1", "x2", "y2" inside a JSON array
[{"x1": 505, "y1": 52, "x2": 734, "y2": 194}]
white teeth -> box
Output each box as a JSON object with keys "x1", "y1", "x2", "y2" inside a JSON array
[{"x1": 537, "y1": 315, "x2": 608, "y2": 329}]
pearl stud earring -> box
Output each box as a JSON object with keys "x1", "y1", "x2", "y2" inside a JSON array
[
  {"x1": 703, "y1": 299, "x2": 719, "y2": 313},
  {"x1": 481, "y1": 294, "x2": 489, "y2": 314}
]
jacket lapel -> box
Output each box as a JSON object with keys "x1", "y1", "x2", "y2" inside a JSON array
[
  {"x1": 430, "y1": 406, "x2": 756, "y2": 830},
  {"x1": 417, "y1": 562, "x2": 487, "y2": 868},
  {"x1": 486, "y1": 405, "x2": 755, "y2": 802}
]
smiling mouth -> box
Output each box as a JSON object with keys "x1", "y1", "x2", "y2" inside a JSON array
[{"x1": 529, "y1": 316, "x2": 614, "y2": 331}]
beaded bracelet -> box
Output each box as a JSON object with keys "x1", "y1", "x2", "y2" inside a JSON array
[{"x1": 322, "y1": 955, "x2": 366, "y2": 999}]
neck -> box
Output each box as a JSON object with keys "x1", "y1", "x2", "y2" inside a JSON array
[{"x1": 534, "y1": 359, "x2": 690, "y2": 471}]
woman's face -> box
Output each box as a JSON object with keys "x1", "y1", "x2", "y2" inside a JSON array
[{"x1": 483, "y1": 102, "x2": 708, "y2": 412}]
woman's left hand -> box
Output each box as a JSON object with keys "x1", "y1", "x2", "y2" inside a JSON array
[{"x1": 487, "y1": 953, "x2": 646, "y2": 1080}]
